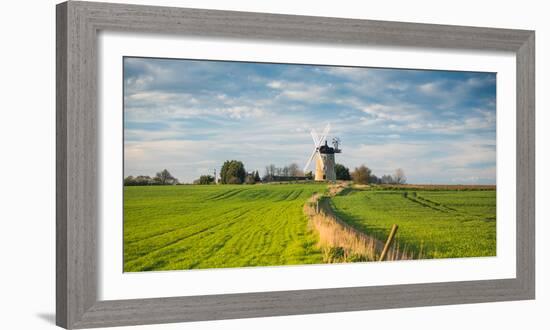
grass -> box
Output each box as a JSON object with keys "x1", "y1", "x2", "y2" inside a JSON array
[
  {"x1": 124, "y1": 183, "x2": 326, "y2": 272},
  {"x1": 305, "y1": 191, "x2": 414, "y2": 263},
  {"x1": 329, "y1": 187, "x2": 496, "y2": 259},
  {"x1": 124, "y1": 183, "x2": 497, "y2": 272}
]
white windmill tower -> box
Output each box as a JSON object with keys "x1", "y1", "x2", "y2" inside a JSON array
[{"x1": 303, "y1": 123, "x2": 342, "y2": 181}]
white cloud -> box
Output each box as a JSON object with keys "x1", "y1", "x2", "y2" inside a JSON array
[
  {"x1": 361, "y1": 103, "x2": 424, "y2": 122},
  {"x1": 267, "y1": 81, "x2": 282, "y2": 89},
  {"x1": 126, "y1": 91, "x2": 182, "y2": 103},
  {"x1": 419, "y1": 82, "x2": 439, "y2": 94},
  {"x1": 219, "y1": 106, "x2": 266, "y2": 119},
  {"x1": 323, "y1": 66, "x2": 370, "y2": 80},
  {"x1": 125, "y1": 75, "x2": 154, "y2": 91},
  {"x1": 266, "y1": 80, "x2": 332, "y2": 102},
  {"x1": 339, "y1": 138, "x2": 495, "y2": 184}
]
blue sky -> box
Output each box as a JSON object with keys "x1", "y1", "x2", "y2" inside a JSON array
[{"x1": 124, "y1": 57, "x2": 496, "y2": 184}]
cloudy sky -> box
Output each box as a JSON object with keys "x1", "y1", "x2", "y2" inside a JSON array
[{"x1": 124, "y1": 57, "x2": 496, "y2": 184}]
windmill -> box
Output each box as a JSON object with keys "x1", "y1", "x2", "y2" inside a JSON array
[{"x1": 303, "y1": 123, "x2": 342, "y2": 181}]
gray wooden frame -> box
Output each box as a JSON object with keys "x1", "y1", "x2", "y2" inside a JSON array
[{"x1": 56, "y1": 1, "x2": 535, "y2": 328}]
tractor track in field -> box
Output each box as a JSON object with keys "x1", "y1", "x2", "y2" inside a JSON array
[
  {"x1": 125, "y1": 209, "x2": 252, "y2": 264},
  {"x1": 406, "y1": 193, "x2": 481, "y2": 220},
  {"x1": 206, "y1": 188, "x2": 246, "y2": 201},
  {"x1": 405, "y1": 195, "x2": 450, "y2": 213},
  {"x1": 416, "y1": 195, "x2": 458, "y2": 212},
  {"x1": 125, "y1": 206, "x2": 249, "y2": 245}
]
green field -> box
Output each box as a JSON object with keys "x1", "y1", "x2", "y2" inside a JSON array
[
  {"x1": 124, "y1": 184, "x2": 326, "y2": 272},
  {"x1": 124, "y1": 184, "x2": 496, "y2": 272},
  {"x1": 330, "y1": 189, "x2": 496, "y2": 258}
]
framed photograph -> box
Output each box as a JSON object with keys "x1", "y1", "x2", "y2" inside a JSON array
[{"x1": 56, "y1": 1, "x2": 535, "y2": 328}]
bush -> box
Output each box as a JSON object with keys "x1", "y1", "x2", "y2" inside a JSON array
[
  {"x1": 196, "y1": 175, "x2": 215, "y2": 185},
  {"x1": 334, "y1": 163, "x2": 351, "y2": 180},
  {"x1": 324, "y1": 246, "x2": 345, "y2": 263},
  {"x1": 124, "y1": 175, "x2": 156, "y2": 186}
]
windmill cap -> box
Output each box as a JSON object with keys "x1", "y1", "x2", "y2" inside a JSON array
[{"x1": 319, "y1": 142, "x2": 335, "y2": 154}]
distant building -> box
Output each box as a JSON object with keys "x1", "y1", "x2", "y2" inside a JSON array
[{"x1": 264, "y1": 175, "x2": 309, "y2": 182}]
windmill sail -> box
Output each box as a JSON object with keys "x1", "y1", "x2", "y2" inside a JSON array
[
  {"x1": 303, "y1": 123, "x2": 331, "y2": 173},
  {"x1": 318, "y1": 123, "x2": 330, "y2": 146},
  {"x1": 310, "y1": 129, "x2": 319, "y2": 145},
  {"x1": 303, "y1": 147, "x2": 318, "y2": 173}
]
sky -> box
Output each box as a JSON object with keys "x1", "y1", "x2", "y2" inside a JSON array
[{"x1": 123, "y1": 57, "x2": 497, "y2": 184}]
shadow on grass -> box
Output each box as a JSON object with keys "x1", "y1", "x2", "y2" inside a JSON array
[
  {"x1": 328, "y1": 198, "x2": 425, "y2": 258},
  {"x1": 336, "y1": 187, "x2": 355, "y2": 196}
]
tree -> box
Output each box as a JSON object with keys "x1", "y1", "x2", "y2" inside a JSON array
[
  {"x1": 334, "y1": 163, "x2": 351, "y2": 180},
  {"x1": 254, "y1": 170, "x2": 261, "y2": 182},
  {"x1": 393, "y1": 168, "x2": 407, "y2": 184},
  {"x1": 155, "y1": 169, "x2": 178, "y2": 185},
  {"x1": 135, "y1": 175, "x2": 154, "y2": 185},
  {"x1": 197, "y1": 175, "x2": 215, "y2": 185},
  {"x1": 220, "y1": 160, "x2": 246, "y2": 184},
  {"x1": 282, "y1": 166, "x2": 289, "y2": 177},
  {"x1": 380, "y1": 174, "x2": 394, "y2": 184},
  {"x1": 265, "y1": 164, "x2": 276, "y2": 177},
  {"x1": 264, "y1": 164, "x2": 277, "y2": 182},
  {"x1": 124, "y1": 176, "x2": 135, "y2": 186},
  {"x1": 369, "y1": 174, "x2": 380, "y2": 184},
  {"x1": 305, "y1": 171, "x2": 313, "y2": 180},
  {"x1": 351, "y1": 165, "x2": 372, "y2": 184},
  {"x1": 288, "y1": 163, "x2": 303, "y2": 177}
]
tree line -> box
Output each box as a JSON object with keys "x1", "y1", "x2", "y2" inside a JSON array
[
  {"x1": 124, "y1": 169, "x2": 179, "y2": 186},
  {"x1": 334, "y1": 164, "x2": 406, "y2": 185},
  {"x1": 124, "y1": 163, "x2": 406, "y2": 186},
  {"x1": 195, "y1": 161, "x2": 312, "y2": 185},
  {"x1": 195, "y1": 160, "x2": 406, "y2": 185},
  {"x1": 262, "y1": 163, "x2": 313, "y2": 182}
]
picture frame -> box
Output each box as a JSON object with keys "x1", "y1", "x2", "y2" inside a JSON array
[{"x1": 56, "y1": 1, "x2": 535, "y2": 328}]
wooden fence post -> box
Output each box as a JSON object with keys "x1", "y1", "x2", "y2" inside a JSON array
[{"x1": 379, "y1": 224, "x2": 398, "y2": 261}]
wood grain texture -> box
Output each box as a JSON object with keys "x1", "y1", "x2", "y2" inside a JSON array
[
  {"x1": 56, "y1": 1, "x2": 536, "y2": 328},
  {"x1": 73, "y1": 279, "x2": 527, "y2": 328},
  {"x1": 515, "y1": 32, "x2": 536, "y2": 297},
  {"x1": 56, "y1": 3, "x2": 68, "y2": 328},
  {"x1": 77, "y1": 1, "x2": 532, "y2": 51},
  {"x1": 57, "y1": 2, "x2": 98, "y2": 327}
]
